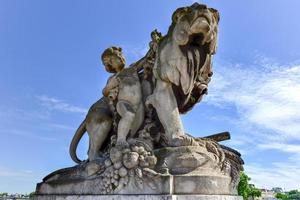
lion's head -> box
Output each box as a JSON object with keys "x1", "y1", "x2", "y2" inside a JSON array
[{"x1": 154, "y1": 3, "x2": 219, "y2": 113}]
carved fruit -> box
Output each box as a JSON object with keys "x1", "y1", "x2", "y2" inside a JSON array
[
  {"x1": 139, "y1": 160, "x2": 149, "y2": 167},
  {"x1": 145, "y1": 155, "x2": 157, "y2": 166},
  {"x1": 110, "y1": 147, "x2": 122, "y2": 163},
  {"x1": 86, "y1": 162, "x2": 101, "y2": 176},
  {"x1": 118, "y1": 167, "x2": 128, "y2": 177},
  {"x1": 113, "y1": 174, "x2": 119, "y2": 179},
  {"x1": 113, "y1": 181, "x2": 119, "y2": 187},
  {"x1": 135, "y1": 168, "x2": 143, "y2": 178},
  {"x1": 122, "y1": 148, "x2": 131, "y2": 154},
  {"x1": 142, "y1": 151, "x2": 148, "y2": 157},
  {"x1": 139, "y1": 155, "x2": 145, "y2": 161},
  {"x1": 137, "y1": 146, "x2": 145, "y2": 154},
  {"x1": 104, "y1": 159, "x2": 112, "y2": 167},
  {"x1": 123, "y1": 152, "x2": 139, "y2": 169},
  {"x1": 128, "y1": 169, "x2": 135, "y2": 176},
  {"x1": 119, "y1": 177, "x2": 127, "y2": 187},
  {"x1": 131, "y1": 146, "x2": 139, "y2": 152},
  {"x1": 113, "y1": 161, "x2": 122, "y2": 169}
]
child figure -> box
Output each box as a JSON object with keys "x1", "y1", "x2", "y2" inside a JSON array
[{"x1": 101, "y1": 47, "x2": 144, "y2": 147}]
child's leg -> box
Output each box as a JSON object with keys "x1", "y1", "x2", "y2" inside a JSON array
[
  {"x1": 116, "y1": 100, "x2": 136, "y2": 146},
  {"x1": 130, "y1": 102, "x2": 144, "y2": 137}
]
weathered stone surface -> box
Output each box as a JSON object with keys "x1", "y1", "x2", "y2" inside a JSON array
[
  {"x1": 32, "y1": 195, "x2": 243, "y2": 200},
  {"x1": 154, "y1": 146, "x2": 222, "y2": 175},
  {"x1": 36, "y1": 173, "x2": 237, "y2": 195},
  {"x1": 173, "y1": 175, "x2": 235, "y2": 195},
  {"x1": 37, "y1": 174, "x2": 172, "y2": 195},
  {"x1": 34, "y1": 2, "x2": 244, "y2": 197}
]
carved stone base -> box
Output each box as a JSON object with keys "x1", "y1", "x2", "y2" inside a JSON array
[
  {"x1": 36, "y1": 145, "x2": 241, "y2": 195},
  {"x1": 154, "y1": 146, "x2": 224, "y2": 175},
  {"x1": 36, "y1": 174, "x2": 236, "y2": 195},
  {"x1": 32, "y1": 195, "x2": 243, "y2": 200}
]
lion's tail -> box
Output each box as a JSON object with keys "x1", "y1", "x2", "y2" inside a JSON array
[{"x1": 69, "y1": 119, "x2": 86, "y2": 164}]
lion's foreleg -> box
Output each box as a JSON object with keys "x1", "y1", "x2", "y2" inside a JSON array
[{"x1": 146, "y1": 79, "x2": 184, "y2": 143}]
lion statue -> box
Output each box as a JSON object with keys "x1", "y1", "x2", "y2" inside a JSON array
[
  {"x1": 37, "y1": 3, "x2": 244, "y2": 196},
  {"x1": 69, "y1": 3, "x2": 220, "y2": 163},
  {"x1": 146, "y1": 3, "x2": 219, "y2": 146}
]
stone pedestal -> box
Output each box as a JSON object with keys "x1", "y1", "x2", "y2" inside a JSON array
[
  {"x1": 32, "y1": 195, "x2": 243, "y2": 200},
  {"x1": 36, "y1": 145, "x2": 241, "y2": 196},
  {"x1": 37, "y1": 174, "x2": 236, "y2": 195}
]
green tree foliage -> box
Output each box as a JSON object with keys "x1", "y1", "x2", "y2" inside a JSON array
[
  {"x1": 0, "y1": 192, "x2": 8, "y2": 197},
  {"x1": 276, "y1": 190, "x2": 300, "y2": 200},
  {"x1": 29, "y1": 191, "x2": 36, "y2": 198},
  {"x1": 238, "y1": 171, "x2": 250, "y2": 199},
  {"x1": 248, "y1": 187, "x2": 262, "y2": 198},
  {"x1": 287, "y1": 189, "x2": 300, "y2": 199},
  {"x1": 237, "y1": 171, "x2": 262, "y2": 200},
  {"x1": 276, "y1": 193, "x2": 288, "y2": 199}
]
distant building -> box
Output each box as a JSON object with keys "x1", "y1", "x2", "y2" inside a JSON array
[
  {"x1": 272, "y1": 187, "x2": 283, "y2": 193},
  {"x1": 254, "y1": 189, "x2": 277, "y2": 200}
]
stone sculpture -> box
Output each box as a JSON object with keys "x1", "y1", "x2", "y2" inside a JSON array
[{"x1": 34, "y1": 3, "x2": 244, "y2": 199}]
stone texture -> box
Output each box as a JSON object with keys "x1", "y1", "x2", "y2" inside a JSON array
[
  {"x1": 36, "y1": 173, "x2": 236, "y2": 195},
  {"x1": 36, "y1": 174, "x2": 172, "y2": 195},
  {"x1": 34, "y1": 2, "x2": 244, "y2": 198},
  {"x1": 154, "y1": 146, "x2": 222, "y2": 175},
  {"x1": 173, "y1": 175, "x2": 234, "y2": 195},
  {"x1": 32, "y1": 195, "x2": 243, "y2": 200}
]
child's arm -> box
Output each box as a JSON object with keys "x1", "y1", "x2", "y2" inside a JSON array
[
  {"x1": 102, "y1": 76, "x2": 119, "y2": 97},
  {"x1": 129, "y1": 30, "x2": 161, "y2": 72}
]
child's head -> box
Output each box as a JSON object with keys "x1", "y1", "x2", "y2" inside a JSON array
[{"x1": 101, "y1": 46, "x2": 125, "y2": 73}]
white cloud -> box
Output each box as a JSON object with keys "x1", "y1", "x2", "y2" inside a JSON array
[
  {"x1": 9, "y1": 129, "x2": 57, "y2": 141},
  {"x1": 204, "y1": 58, "x2": 300, "y2": 190},
  {"x1": 37, "y1": 95, "x2": 87, "y2": 114},
  {"x1": 0, "y1": 167, "x2": 44, "y2": 194},
  {"x1": 48, "y1": 123, "x2": 74, "y2": 131},
  {"x1": 257, "y1": 141, "x2": 300, "y2": 163},
  {"x1": 206, "y1": 60, "x2": 300, "y2": 141},
  {"x1": 245, "y1": 162, "x2": 300, "y2": 191},
  {"x1": 245, "y1": 147, "x2": 300, "y2": 191},
  {"x1": 258, "y1": 142, "x2": 300, "y2": 154},
  {"x1": 0, "y1": 107, "x2": 50, "y2": 122},
  {"x1": 0, "y1": 168, "x2": 34, "y2": 178}
]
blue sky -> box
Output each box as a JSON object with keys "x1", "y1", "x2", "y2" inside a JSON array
[{"x1": 1, "y1": 0, "x2": 300, "y2": 194}]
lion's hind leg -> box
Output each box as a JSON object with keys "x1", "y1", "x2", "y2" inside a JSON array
[{"x1": 86, "y1": 119, "x2": 112, "y2": 161}]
